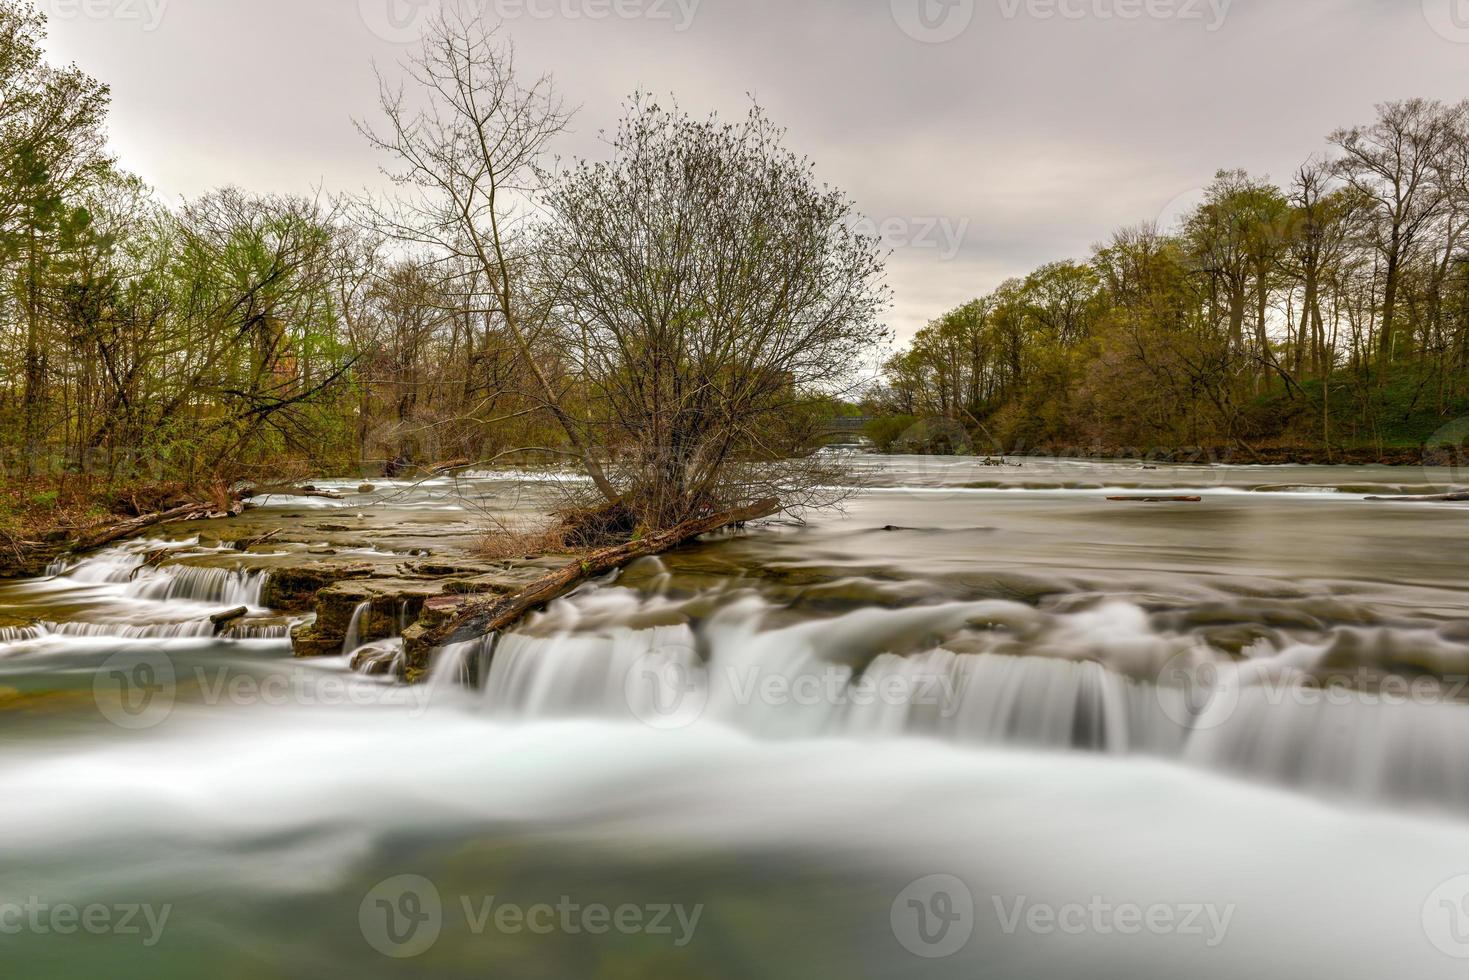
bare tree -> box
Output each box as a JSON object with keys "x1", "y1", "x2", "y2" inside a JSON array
[
  {"x1": 357, "y1": 13, "x2": 619, "y2": 501},
  {"x1": 1331, "y1": 100, "x2": 1459, "y2": 371},
  {"x1": 536, "y1": 96, "x2": 890, "y2": 528}
]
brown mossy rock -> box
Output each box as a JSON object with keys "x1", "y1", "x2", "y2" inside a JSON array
[
  {"x1": 401, "y1": 595, "x2": 472, "y2": 683},
  {"x1": 262, "y1": 562, "x2": 375, "y2": 611},
  {"x1": 291, "y1": 623, "x2": 344, "y2": 659}
]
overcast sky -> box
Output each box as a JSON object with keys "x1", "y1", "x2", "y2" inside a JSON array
[{"x1": 37, "y1": 0, "x2": 1469, "y2": 345}]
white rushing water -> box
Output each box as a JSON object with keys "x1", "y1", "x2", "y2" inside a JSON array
[{"x1": 3, "y1": 460, "x2": 1468, "y2": 977}]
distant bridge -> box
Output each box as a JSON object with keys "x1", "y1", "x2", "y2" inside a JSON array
[{"x1": 817, "y1": 416, "x2": 873, "y2": 444}]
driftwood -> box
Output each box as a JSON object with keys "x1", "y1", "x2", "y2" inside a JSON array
[
  {"x1": 1366, "y1": 491, "x2": 1469, "y2": 503},
  {"x1": 1107, "y1": 495, "x2": 1203, "y2": 503},
  {"x1": 242, "y1": 485, "x2": 345, "y2": 501},
  {"x1": 428, "y1": 499, "x2": 781, "y2": 646},
  {"x1": 426, "y1": 459, "x2": 472, "y2": 476},
  {"x1": 72, "y1": 502, "x2": 223, "y2": 552},
  {"x1": 232, "y1": 529, "x2": 284, "y2": 551},
  {"x1": 210, "y1": 607, "x2": 250, "y2": 633}
]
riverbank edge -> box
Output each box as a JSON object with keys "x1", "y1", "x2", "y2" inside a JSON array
[
  {"x1": 896, "y1": 445, "x2": 1461, "y2": 467},
  {"x1": 4, "y1": 498, "x2": 779, "y2": 685}
]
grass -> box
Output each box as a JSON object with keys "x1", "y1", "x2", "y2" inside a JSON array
[
  {"x1": 1246, "y1": 363, "x2": 1469, "y2": 450},
  {"x1": 0, "y1": 477, "x2": 198, "y2": 570}
]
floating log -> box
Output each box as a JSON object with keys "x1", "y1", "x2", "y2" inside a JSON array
[
  {"x1": 1107, "y1": 495, "x2": 1203, "y2": 503},
  {"x1": 241, "y1": 485, "x2": 345, "y2": 501},
  {"x1": 424, "y1": 499, "x2": 782, "y2": 650},
  {"x1": 1366, "y1": 491, "x2": 1469, "y2": 503},
  {"x1": 210, "y1": 607, "x2": 250, "y2": 633}
]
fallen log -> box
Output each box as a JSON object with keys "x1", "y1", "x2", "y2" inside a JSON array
[
  {"x1": 232, "y1": 529, "x2": 284, "y2": 551},
  {"x1": 241, "y1": 485, "x2": 345, "y2": 501},
  {"x1": 210, "y1": 606, "x2": 250, "y2": 633},
  {"x1": 426, "y1": 459, "x2": 472, "y2": 476},
  {"x1": 1366, "y1": 491, "x2": 1469, "y2": 503},
  {"x1": 72, "y1": 502, "x2": 221, "y2": 552},
  {"x1": 1107, "y1": 496, "x2": 1203, "y2": 503},
  {"x1": 426, "y1": 499, "x2": 782, "y2": 650}
]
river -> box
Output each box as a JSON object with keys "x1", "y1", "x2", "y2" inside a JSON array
[{"x1": 2, "y1": 456, "x2": 1468, "y2": 978}]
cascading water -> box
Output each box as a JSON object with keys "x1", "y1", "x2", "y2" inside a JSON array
[
  {"x1": 38, "y1": 619, "x2": 218, "y2": 640},
  {"x1": 432, "y1": 583, "x2": 1469, "y2": 817},
  {"x1": 225, "y1": 623, "x2": 291, "y2": 640},
  {"x1": 5, "y1": 461, "x2": 1469, "y2": 979},
  {"x1": 342, "y1": 602, "x2": 372, "y2": 655},
  {"x1": 44, "y1": 539, "x2": 271, "y2": 607},
  {"x1": 123, "y1": 564, "x2": 269, "y2": 606}
]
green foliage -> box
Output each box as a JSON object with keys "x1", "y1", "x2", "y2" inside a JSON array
[{"x1": 873, "y1": 101, "x2": 1469, "y2": 456}]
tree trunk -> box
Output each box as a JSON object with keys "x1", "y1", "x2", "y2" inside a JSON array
[{"x1": 423, "y1": 499, "x2": 781, "y2": 650}]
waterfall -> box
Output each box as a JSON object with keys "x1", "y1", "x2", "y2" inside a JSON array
[
  {"x1": 418, "y1": 586, "x2": 1469, "y2": 817},
  {"x1": 123, "y1": 565, "x2": 268, "y2": 606},
  {"x1": 472, "y1": 625, "x2": 1180, "y2": 753},
  {"x1": 1185, "y1": 684, "x2": 1469, "y2": 813},
  {"x1": 226, "y1": 623, "x2": 291, "y2": 640},
  {"x1": 343, "y1": 602, "x2": 372, "y2": 655},
  {"x1": 48, "y1": 540, "x2": 268, "y2": 608},
  {"x1": 38, "y1": 619, "x2": 217, "y2": 640},
  {"x1": 0, "y1": 625, "x2": 44, "y2": 643}
]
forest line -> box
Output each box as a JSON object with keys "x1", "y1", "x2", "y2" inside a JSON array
[
  {"x1": 0, "y1": 3, "x2": 884, "y2": 550},
  {"x1": 868, "y1": 99, "x2": 1469, "y2": 460}
]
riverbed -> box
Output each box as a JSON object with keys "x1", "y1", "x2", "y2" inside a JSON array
[{"x1": 2, "y1": 456, "x2": 1468, "y2": 978}]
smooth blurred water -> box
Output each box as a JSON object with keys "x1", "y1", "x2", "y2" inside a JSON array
[{"x1": 2, "y1": 458, "x2": 1468, "y2": 978}]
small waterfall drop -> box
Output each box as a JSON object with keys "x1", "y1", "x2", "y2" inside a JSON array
[
  {"x1": 343, "y1": 602, "x2": 372, "y2": 656},
  {"x1": 38, "y1": 619, "x2": 218, "y2": 640},
  {"x1": 425, "y1": 584, "x2": 1469, "y2": 817}
]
